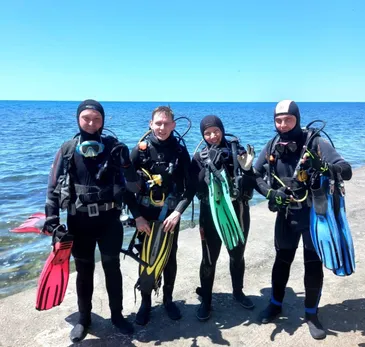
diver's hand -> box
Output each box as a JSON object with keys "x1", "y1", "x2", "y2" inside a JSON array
[
  {"x1": 120, "y1": 145, "x2": 132, "y2": 167},
  {"x1": 42, "y1": 215, "x2": 60, "y2": 236},
  {"x1": 301, "y1": 147, "x2": 330, "y2": 176},
  {"x1": 237, "y1": 144, "x2": 255, "y2": 171},
  {"x1": 266, "y1": 187, "x2": 291, "y2": 208},
  {"x1": 163, "y1": 211, "x2": 181, "y2": 233},
  {"x1": 200, "y1": 145, "x2": 223, "y2": 169},
  {"x1": 112, "y1": 143, "x2": 132, "y2": 167},
  {"x1": 135, "y1": 216, "x2": 151, "y2": 235},
  {"x1": 52, "y1": 225, "x2": 69, "y2": 244}
]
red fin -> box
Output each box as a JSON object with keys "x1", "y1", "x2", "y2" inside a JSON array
[{"x1": 10, "y1": 212, "x2": 46, "y2": 233}]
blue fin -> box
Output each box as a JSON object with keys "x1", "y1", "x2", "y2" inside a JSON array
[
  {"x1": 310, "y1": 175, "x2": 343, "y2": 270},
  {"x1": 333, "y1": 178, "x2": 356, "y2": 276}
]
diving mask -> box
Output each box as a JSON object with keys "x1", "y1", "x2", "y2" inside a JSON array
[
  {"x1": 76, "y1": 140, "x2": 105, "y2": 158},
  {"x1": 275, "y1": 141, "x2": 297, "y2": 155}
]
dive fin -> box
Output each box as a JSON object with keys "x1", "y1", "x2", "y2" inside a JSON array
[
  {"x1": 333, "y1": 176, "x2": 355, "y2": 276},
  {"x1": 310, "y1": 175, "x2": 342, "y2": 270},
  {"x1": 10, "y1": 212, "x2": 46, "y2": 233},
  {"x1": 137, "y1": 220, "x2": 174, "y2": 294},
  {"x1": 35, "y1": 226, "x2": 73, "y2": 311},
  {"x1": 208, "y1": 169, "x2": 244, "y2": 250}
]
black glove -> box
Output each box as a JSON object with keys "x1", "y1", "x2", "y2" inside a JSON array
[
  {"x1": 42, "y1": 215, "x2": 60, "y2": 235},
  {"x1": 200, "y1": 145, "x2": 224, "y2": 169},
  {"x1": 267, "y1": 187, "x2": 291, "y2": 209},
  {"x1": 302, "y1": 148, "x2": 331, "y2": 176},
  {"x1": 50, "y1": 224, "x2": 72, "y2": 246},
  {"x1": 112, "y1": 143, "x2": 132, "y2": 167}
]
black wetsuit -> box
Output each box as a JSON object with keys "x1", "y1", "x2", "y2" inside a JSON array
[
  {"x1": 254, "y1": 132, "x2": 352, "y2": 313},
  {"x1": 45, "y1": 136, "x2": 141, "y2": 322},
  {"x1": 190, "y1": 139, "x2": 254, "y2": 306},
  {"x1": 130, "y1": 133, "x2": 192, "y2": 301}
]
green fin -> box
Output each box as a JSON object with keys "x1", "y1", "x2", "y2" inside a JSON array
[{"x1": 208, "y1": 169, "x2": 244, "y2": 250}]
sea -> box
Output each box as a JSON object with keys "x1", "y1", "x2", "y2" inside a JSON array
[{"x1": 1, "y1": 101, "x2": 364, "y2": 299}]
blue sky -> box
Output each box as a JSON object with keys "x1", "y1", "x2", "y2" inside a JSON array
[{"x1": 0, "y1": 0, "x2": 364, "y2": 102}]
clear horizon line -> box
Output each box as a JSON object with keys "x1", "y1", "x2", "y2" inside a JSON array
[{"x1": 1, "y1": 99, "x2": 365, "y2": 103}]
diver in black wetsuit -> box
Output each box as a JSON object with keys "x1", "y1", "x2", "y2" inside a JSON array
[
  {"x1": 189, "y1": 115, "x2": 256, "y2": 321},
  {"x1": 129, "y1": 106, "x2": 192, "y2": 326},
  {"x1": 254, "y1": 100, "x2": 352, "y2": 340},
  {"x1": 43, "y1": 100, "x2": 142, "y2": 342}
]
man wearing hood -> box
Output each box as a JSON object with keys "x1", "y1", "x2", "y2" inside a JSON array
[
  {"x1": 254, "y1": 100, "x2": 352, "y2": 340},
  {"x1": 43, "y1": 100, "x2": 142, "y2": 342},
  {"x1": 130, "y1": 105, "x2": 192, "y2": 325}
]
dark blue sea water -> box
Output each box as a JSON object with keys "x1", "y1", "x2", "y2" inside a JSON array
[{"x1": 1, "y1": 101, "x2": 364, "y2": 298}]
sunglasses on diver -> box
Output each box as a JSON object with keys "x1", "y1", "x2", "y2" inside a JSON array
[
  {"x1": 76, "y1": 140, "x2": 105, "y2": 158},
  {"x1": 275, "y1": 141, "x2": 297, "y2": 155}
]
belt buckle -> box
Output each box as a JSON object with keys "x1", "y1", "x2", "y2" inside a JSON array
[{"x1": 87, "y1": 203, "x2": 99, "y2": 217}]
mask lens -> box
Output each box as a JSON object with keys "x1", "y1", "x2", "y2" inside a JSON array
[
  {"x1": 77, "y1": 141, "x2": 104, "y2": 157},
  {"x1": 275, "y1": 142, "x2": 286, "y2": 154},
  {"x1": 287, "y1": 142, "x2": 297, "y2": 152},
  {"x1": 275, "y1": 141, "x2": 297, "y2": 154},
  {"x1": 81, "y1": 144, "x2": 100, "y2": 154}
]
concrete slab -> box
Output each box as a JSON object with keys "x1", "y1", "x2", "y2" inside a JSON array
[{"x1": 1, "y1": 168, "x2": 364, "y2": 347}]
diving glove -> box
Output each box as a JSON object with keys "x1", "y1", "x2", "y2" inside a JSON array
[
  {"x1": 302, "y1": 148, "x2": 329, "y2": 174},
  {"x1": 200, "y1": 145, "x2": 224, "y2": 169},
  {"x1": 302, "y1": 148, "x2": 342, "y2": 176},
  {"x1": 42, "y1": 215, "x2": 60, "y2": 235},
  {"x1": 237, "y1": 144, "x2": 255, "y2": 171},
  {"x1": 266, "y1": 187, "x2": 291, "y2": 209},
  {"x1": 52, "y1": 224, "x2": 69, "y2": 245},
  {"x1": 112, "y1": 143, "x2": 132, "y2": 167}
]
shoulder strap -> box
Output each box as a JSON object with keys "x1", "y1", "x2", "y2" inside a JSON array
[
  {"x1": 292, "y1": 128, "x2": 322, "y2": 178},
  {"x1": 268, "y1": 134, "x2": 280, "y2": 156},
  {"x1": 264, "y1": 135, "x2": 280, "y2": 187},
  {"x1": 60, "y1": 138, "x2": 78, "y2": 175},
  {"x1": 100, "y1": 135, "x2": 118, "y2": 154},
  {"x1": 138, "y1": 138, "x2": 152, "y2": 166}
]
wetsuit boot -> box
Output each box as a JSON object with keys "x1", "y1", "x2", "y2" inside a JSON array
[
  {"x1": 111, "y1": 311, "x2": 134, "y2": 335},
  {"x1": 305, "y1": 313, "x2": 326, "y2": 339},
  {"x1": 196, "y1": 286, "x2": 212, "y2": 321},
  {"x1": 258, "y1": 302, "x2": 282, "y2": 324},
  {"x1": 163, "y1": 285, "x2": 181, "y2": 320},
  {"x1": 135, "y1": 293, "x2": 152, "y2": 326},
  {"x1": 233, "y1": 290, "x2": 254, "y2": 309},
  {"x1": 70, "y1": 312, "x2": 91, "y2": 343}
]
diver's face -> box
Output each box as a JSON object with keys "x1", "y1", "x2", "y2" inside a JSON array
[
  {"x1": 78, "y1": 109, "x2": 103, "y2": 134},
  {"x1": 275, "y1": 114, "x2": 297, "y2": 133},
  {"x1": 150, "y1": 112, "x2": 176, "y2": 141},
  {"x1": 203, "y1": 126, "x2": 223, "y2": 146}
]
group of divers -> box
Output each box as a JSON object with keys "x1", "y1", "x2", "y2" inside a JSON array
[{"x1": 28, "y1": 99, "x2": 354, "y2": 342}]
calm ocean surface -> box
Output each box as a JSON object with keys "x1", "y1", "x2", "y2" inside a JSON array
[{"x1": 1, "y1": 101, "x2": 364, "y2": 298}]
